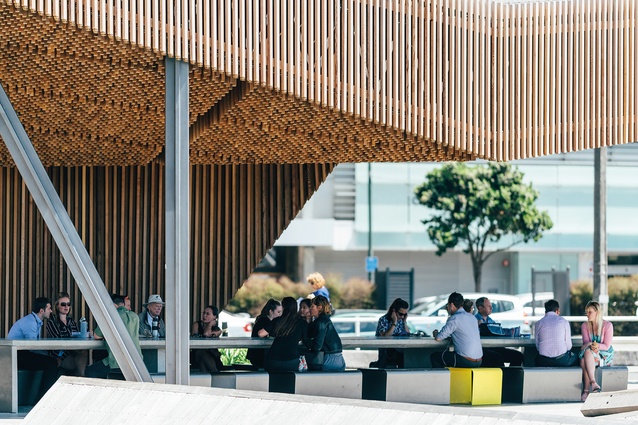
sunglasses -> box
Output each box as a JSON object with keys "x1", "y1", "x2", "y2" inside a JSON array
[
  {"x1": 395, "y1": 311, "x2": 407, "y2": 317},
  {"x1": 59, "y1": 302, "x2": 72, "y2": 307}
]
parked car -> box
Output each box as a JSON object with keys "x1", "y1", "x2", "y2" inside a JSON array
[
  {"x1": 219, "y1": 310, "x2": 254, "y2": 337},
  {"x1": 408, "y1": 293, "x2": 531, "y2": 336},
  {"x1": 331, "y1": 309, "x2": 386, "y2": 337},
  {"x1": 516, "y1": 292, "x2": 555, "y2": 317}
]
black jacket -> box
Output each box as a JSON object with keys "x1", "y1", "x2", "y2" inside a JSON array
[{"x1": 304, "y1": 314, "x2": 342, "y2": 354}]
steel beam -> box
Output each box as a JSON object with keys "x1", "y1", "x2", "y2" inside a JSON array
[
  {"x1": 165, "y1": 57, "x2": 190, "y2": 385},
  {"x1": 0, "y1": 83, "x2": 151, "y2": 382}
]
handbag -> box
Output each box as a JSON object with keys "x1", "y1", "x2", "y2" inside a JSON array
[{"x1": 479, "y1": 322, "x2": 506, "y2": 337}]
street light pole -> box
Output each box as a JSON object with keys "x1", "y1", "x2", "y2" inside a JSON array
[{"x1": 367, "y1": 162, "x2": 373, "y2": 283}]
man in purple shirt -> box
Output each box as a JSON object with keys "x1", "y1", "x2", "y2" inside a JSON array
[{"x1": 534, "y1": 299, "x2": 577, "y2": 366}]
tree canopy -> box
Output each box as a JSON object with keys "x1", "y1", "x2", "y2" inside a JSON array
[{"x1": 414, "y1": 162, "x2": 553, "y2": 292}]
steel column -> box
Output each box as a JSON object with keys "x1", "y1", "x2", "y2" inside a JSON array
[
  {"x1": 165, "y1": 57, "x2": 190, "y2": 385},
  {"x1": 0, "y1": 83, "x2": 151, "y2": 382},
  {"x1": 594, "y1": 147, "x2": 608, "y2": 315}
]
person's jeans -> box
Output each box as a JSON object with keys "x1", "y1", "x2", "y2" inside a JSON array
[
  {"x1": 322, "y1": 352, "x2": 346, "y2": 371},
  {"x1": 535, "y1": 351, "x2": 578, "y2": 367}
]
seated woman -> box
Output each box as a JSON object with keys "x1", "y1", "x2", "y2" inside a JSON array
[
  {"x1": 299, "y1": 298, "x2": 313, "y2": 323},
  {"x1": 264, "y1": 297, "x2": 308, "y2": 372},
  {"x1": 372, "y1": 298, "x2": 410, "y2": 368},
  {"x1": 580, "y1": 300, "x2": 614, "y2": 401},
  {"x1": 191, "y1": 305, "x2": 224, "y2": 373},
  {"x1": 246, "y1": 298, "x2": 282, "y2": 368},
  {"x1": 46, "y1": 291, "x2": 89, "y2": 376},
  {"x1": 302, "y1": 295, "x2": 345, "y2": 371}
]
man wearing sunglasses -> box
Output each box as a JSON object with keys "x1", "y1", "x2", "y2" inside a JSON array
[{"x1": 431, "y1": 292, "x2": 483, "y2": 368}]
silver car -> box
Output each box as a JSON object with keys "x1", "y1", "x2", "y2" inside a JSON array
[{"x1": 408, "y1": 293, "x2": 531, "y2": 336}]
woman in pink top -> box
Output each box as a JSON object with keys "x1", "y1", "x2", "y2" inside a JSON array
[{"x1": 579, "y1": 300, "x2": 614, "y2": 401}]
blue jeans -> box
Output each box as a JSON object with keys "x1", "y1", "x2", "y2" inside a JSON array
[
  {"x1": 535, "y1": 351, "x2": 578, "y2": 367},
  {"x1": 322, "y1": 353, "x2": 346, "y2": 371}
]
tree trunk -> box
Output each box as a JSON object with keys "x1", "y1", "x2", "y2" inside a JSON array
[{"x1": 472, "y1": 257, "x2": 483, "y2": 292}]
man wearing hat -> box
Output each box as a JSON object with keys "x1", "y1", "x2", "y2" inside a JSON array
[{"x1": 139, "y1": 294, "x2": 166, "y2": 338}]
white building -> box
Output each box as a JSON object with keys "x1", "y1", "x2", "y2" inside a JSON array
[{"x1": 274, "y1": 143, "x2": 638, "y2": 298}]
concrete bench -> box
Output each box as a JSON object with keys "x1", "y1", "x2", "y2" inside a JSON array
[
  {"x1": 449, "y1": 367, "x2": 502, "y2": 405},
  {"x1": 501, "y1": 366, "x2": 629, "y2": 404},
  {"x1": 360, "y1": 368, "x2": 450, "y2": 405},
  {"x1": 211, "y1": 371, "x2": 269, "y2": 392},
  {"x1": 269, "y1": 370, "x2": 362, "y2": 399},
  {"x1": 501, "y1": 367, "x2": 581, "y2": 403},
  {"x1": 595, "y1": 366, "x2": 629, "y2": 392}
]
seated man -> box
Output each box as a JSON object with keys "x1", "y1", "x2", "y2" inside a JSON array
[
  {"x1": 371, "y1": 298, "x2": 410, "y2": 368},
  {"x1": 534, "y1": 299, "x2": 578, "y2": 367},
  {"x1": 431, "y1": 292, "x2": 483, "y2": 368},
  {"x1": 85, "y1": 294, "x2": 142, "y2": 378},
  {"x1": 139, "y1": 294, "x2": 166, "y2": 338},
  {"x1": 7, "y1": 297, "x2": 60, "y2": 401},
  {"x1": 475, "y1": 296, "x2": 523, "y2": 367}
]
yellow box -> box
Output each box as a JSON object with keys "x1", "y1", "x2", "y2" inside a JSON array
[{"x1": 449, "y1": 368, "x2": 502, "y2": 405}]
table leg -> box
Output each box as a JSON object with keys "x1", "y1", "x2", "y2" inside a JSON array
[
  {"x1": 0, "y1": 346, "x2": 17, "y2": 413},
  {"x1": 404, "y1": 347, "x2": 436, "y2": 368}
]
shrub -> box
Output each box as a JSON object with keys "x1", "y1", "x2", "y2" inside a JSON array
[
  {"x1": 226, "y1": 273, "x2": 377, "y2": 316},
  {"x1": 225, "y1": 274, "x2": 310, "y2": 316},
  {"x1": 220, "y1": 348, "x2": 248, "y2": 366}
]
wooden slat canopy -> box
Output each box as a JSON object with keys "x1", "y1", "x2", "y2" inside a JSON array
[{"x1": 0, "y1": 0, "x2": 636, "y2": 330}]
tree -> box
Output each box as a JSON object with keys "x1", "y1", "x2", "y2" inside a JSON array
[{"x1": 414, "y1": 163, "x2": 553, "y2": 292}]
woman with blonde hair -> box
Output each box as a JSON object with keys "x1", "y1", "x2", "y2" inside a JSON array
[
  {"x1": 307, "y1": 272, "x2": 330, "y2": 301},
  {"x1": 303, "y1": 295, "x2": 345, "y2": 371},
  {"x1": 46, "y1": 291, "x2": 89, "y2": 376},
  {"x1": 579, "y1": 300, "x2": 614, "y2": 401}
]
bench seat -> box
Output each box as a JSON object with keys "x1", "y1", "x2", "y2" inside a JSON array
[
  {"x1": 449, "y1": 367, "x2": 502, "y2": 405},
  {"x1": 361, "y1": 368, "x2": 450, "y2": 405},
  {"x1": 269, "y1": 370, "x2": 362, "y2": 399},
  {"x1": 211, "y1": 371, "x2": 269, "y2": 392}
]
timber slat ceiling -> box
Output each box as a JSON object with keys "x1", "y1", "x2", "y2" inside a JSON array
[
  {"x1": 3, "y1": 0, "x2": 636, "y2": 165},
  {"x1": 0, "y1": 163, "x2": 332, "y2": 335}
]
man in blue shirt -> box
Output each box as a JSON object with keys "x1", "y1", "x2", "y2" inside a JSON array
[
  {"x1": 431, "y1": 292, "x2": 483, "y2": 368},
  {"x1": 8, "y1": 297, "x2": 60, "y2": 402},
  {"x1": 475, "y1": 296, "x2": 523, "y2": 367}
]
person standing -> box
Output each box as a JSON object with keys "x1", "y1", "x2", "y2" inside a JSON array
[
  {"x1": 579, "y1": 300, "x2": 613, "y2": 401},
  {"x1": 46, "y1": 291, "x2": 89, "y2": 376},
  {"x1": 138, "y1": 294, "x2": 166, "y2": 338},
  {"x1": 306, "y1": 272, "x2": 330, "y2": 301},
  {"x1": 475, "y1": 296, "x2": 523, "y2": 367},
  {"x1": 85, "y1": 294, "x2": 142, "y2": 378},
  {"x1": 431, "y1": 292, "x2": 483, "y2": 368},
  {"x1": 534, "y1": 299, "x2": 578, "y2": 367},
  {"x1": 7, "y1": 297, "x2": 60, "y2": 401}
]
